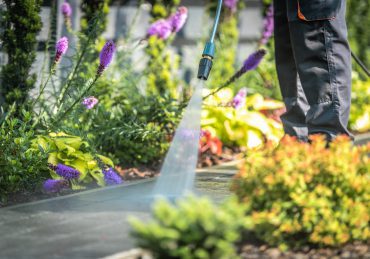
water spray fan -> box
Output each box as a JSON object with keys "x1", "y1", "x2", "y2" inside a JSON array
[{"x1": 197, "y1": 0, "x2": 223, "y2": 81}]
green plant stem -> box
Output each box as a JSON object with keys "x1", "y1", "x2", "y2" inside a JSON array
[
  {"x1": 31, "y1": 67, "x2": 55, "y2": 108},
  {"x1": 56, "y1": 76, "x2": 99, "y2": 123},
  {"x1": 203, "y1": 72, "x2": 240, "y2": 100},
  {"x1": 55, "y1": 38, "x2": 92, "y2": 111}
]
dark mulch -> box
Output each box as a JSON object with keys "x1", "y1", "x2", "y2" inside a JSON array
[
  {"x1": 197, "y1": 147, "x2": 243, "y2": 168},
  {"x1": 115, "y1": 166, "x2": 158, "y2": 181},
  {"x1": 240, "y1": 241, "x2": 370, "y2": 259}
]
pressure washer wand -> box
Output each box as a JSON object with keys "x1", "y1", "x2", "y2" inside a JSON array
[{"x1": 197, "y1": 0, "x2": 223, "y2": 81}]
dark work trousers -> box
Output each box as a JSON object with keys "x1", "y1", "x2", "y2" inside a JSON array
[{"x1": 274, "y1": 0, "x2": 353, "y2": 142}]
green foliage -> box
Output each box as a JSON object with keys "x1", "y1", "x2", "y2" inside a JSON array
[
  {"x1": 145, "y1": 36, "x2": 180, "y2": 98},
  {"x1": 347, "y1": 0, "x2": 370, "y2": 71},
  {"x1": 241, "y1": 44, "x2": 281, "y2": 100},
  {"x1": 0, "y1": 0, "x2": 42, "y2": 111},
  {"x1": 206, "y1": 3, "x2": 240, "y2": 91},
  {"x1": 33, "y1": 132, "x2": 114, "y2": 189},
  {"x1": 202, "y1": 89, "x2": 284, "y2": 149},
  {"x1": 349, "y1": 74, "x2": 370, "y2": 132},
  {"x1": 146, "y1": 0, "x2": 180, "y2": 19},
  {"x1": 0, "y1": 111, "x2": 49, "y2": 203},
  {"x1": 88, "y1": 92, "x2": 184, "y2": 166},
  {"x1": 130, "y1": 196, "x2": 246, "y2": 259},
  {"x1": 232, "y1": 135, "x2": 370, "y2": 250},
  {"x1": 144, "y1": 1, "x2": 182, "y2": 99},
  {"x1": 80, "y1": 0, "x2": 110, "y2": 43},
  {"x1": 207, "y1": 16, "x2": 239, "y2": 90}
]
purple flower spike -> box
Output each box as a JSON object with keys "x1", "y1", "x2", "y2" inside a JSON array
[
  {"x1": 147, "y1": 19, "x2": 172, "y2": 40},
  {"x1": 55, "y1": 37, "x2": 69, "y2": 63},
  {"x1": 260, "y1": 5, "x2": 274, "y2": 45},
  {"x1": 168, "y1": 6, "x2": 188, "y2": 32},
  {"x1": 241, "y1": 49, "x2": 266, "y2": 73},
  {"x1": 224, "y1": 0, "x2": 238, "y2": 12},
  {"x1": 61, "y1": 2, "x2": 72, "y2": 17},
  {"x1": 232, "y1": 88, "x2": 247, "y2": 109},
  {"x1": 97, "y1": 40, "x2": 116, "y2": 76},
  {"x1": 82, "y1": 96, "x2": 99, "y2": 109},
  {"x1": 43, "y1": 179, "x2": 69, "y2": 193},
  {"x1": 103, "y1": 168, "x2": 122, "y2": 185},
  {"x1": 54, "y1": 164, "x2": 80, "y2": 180}
]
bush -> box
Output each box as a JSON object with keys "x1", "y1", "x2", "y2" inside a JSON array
[
  {"x1": 231, "y1": 135, "x2": 370, "y2": 250},
  {"x1": 202, "y1": 89, "x2": 284, "y2": 149},
  {"x1": 0, "y1": 111, "x2": 49, "y2": 203},
  {"x1": 349, "y1": 74, "x2": 370, "y2": 132},
  {"x1": 130, "y1": 196, "x2": 246, "y2": 259},
  {"x1": 33, "y1": 132, "x2": 115, "y2": 189},
  {"x1": 0, "y1": 0, "x2": 42, "y2": 110}
]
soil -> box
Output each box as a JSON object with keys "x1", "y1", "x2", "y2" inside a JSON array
[{"x1": 240, "y1": 240, "x2": 370, "y2": 259}]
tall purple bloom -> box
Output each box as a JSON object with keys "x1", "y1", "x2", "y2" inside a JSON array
[
  {"x1": 43, "y1": 179, "x2": 69, "y2": 193},
  {"x1": 53, "y1": 164, "x2": 80, "y2": 180},
  {"x1": 54, "y1": 37, "x2": 69, "y2": 63},
  {"x1": 241, "y1": 49, "x2": 266, "y2": 73},
  {"x1": 103, "y1": 168, "x2": 122, "y2": 185},
  {"x1": 147, "y1": 19, "x2": 172, "y2": 40},
  {"x1": 224, "y1": 0, "x2": 238, "y2": 12},
  {"x1": 168, "y1": 6, "x2": 188, "y2": 32},
  {"x1": 260, "y1": 5, "x2": 274, "y2": 45},
  {"x1": 97, "y1": 40, "x2": 116, "y2": 76},
  {"x1": 232, "y1": 88, "x2": 247, "y2": 109},
  {"x1": 61, "y1": 2, "x2": 72, "y2": 30},
  {"x1": 61, "y1": 2, "x2": 72, "y2": 17},
  {"x1": 210, "y1": 50, "x2": 266, "y2": 97},
  {"x1": 82, "y1": 96, "x2": 98, "y2": 109}
]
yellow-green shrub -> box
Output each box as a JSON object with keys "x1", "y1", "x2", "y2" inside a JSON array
[
  {"x1": 130, "y1": 196, "x2": 246, "y2": 259},
  {"x1": 32, "y1": 132, "x2": 114, "y2": 189},
  {"x1": 231, "y1": 135, "x2": 370, "y2": 249}
]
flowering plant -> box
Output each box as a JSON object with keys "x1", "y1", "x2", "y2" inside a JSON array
[
  {"x1": 32, "y1": 132, "x2": 120, "y2": 191},
  {"x1": 232, "y1": 135, "x2": 370, "y2": 249}
]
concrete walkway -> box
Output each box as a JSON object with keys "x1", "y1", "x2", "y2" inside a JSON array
[
  {"x1": 1, "y1": 133, "x2": 368, "y2": 259},
  {"x1": 0, "y1": 162, "x2": 239, "y2": 259}
]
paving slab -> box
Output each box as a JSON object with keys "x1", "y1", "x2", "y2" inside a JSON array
[
  {"x1": 0, "y1": 164, "x2": 236, "y2": 259},
  {"x1": 1, "y1": 134, "x2": 368, "y2": 259}
]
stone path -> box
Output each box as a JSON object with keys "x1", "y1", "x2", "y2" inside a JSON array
[{"x1": 0, "y1": 162, "x2": 239, "y2": 259}]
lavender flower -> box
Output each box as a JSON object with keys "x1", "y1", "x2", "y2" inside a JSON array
[
  {"x1": 82, "y1": 96, "x2": 98, "y2": 109},
  {"x1": 43, "y1": 179, "x2": 69, "y2": 193},
  {"x1": 224, "y1": 0, "x2": 238, "y2": 12},
  {"x1": 260, "y1": 5, "x2": 274, "y2": 45},
  {"x1": 54, "y1": 164, "x2": 80, "y2": 180},
  {"x1": 241, "y1": 49, "x2": 266, "y2": 73},
  {"x1": 103, "y1": 168, "x2": 122, "y2": 185},
  {"x1": 168, "y1": 6, "x2": 188, "y2": 32},
  {"x1": 147, "y1": 19, "x2": 172, "y2": 40},
  {"x1": 232, "y1": 88, "x2": 247, "y2": 109},
  {"x1": 54, "y1": 37, "x2": 69, "y2": 63},
  {"x1": 61, "y1": 2, "x2": 72, "y2": 30},
  {"x1": 61, "y1": 2, "x2": 72, "y2": 17},
  {"x1": 97, "y1": 40, "x2": 116, "y2": 76}
]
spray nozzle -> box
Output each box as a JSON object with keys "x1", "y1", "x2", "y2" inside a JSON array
[
  {"x1": 197, "y1": 55, "x2": 213, "y2": 80},
  {"x1": 197, "y1": 0, "x2": 223, "y2": 81},
  {"x1": 197, "y1": 42, "x2": 215, "y2": 80}
]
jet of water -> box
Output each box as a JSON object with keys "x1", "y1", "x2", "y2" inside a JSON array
[{"x1": 153, "y1": 80, "x2": 204, "y2": 197}]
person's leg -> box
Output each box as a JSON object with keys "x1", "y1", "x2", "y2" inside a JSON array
[
  {"x1": 274, "y1": 0, "x2": 310, "y2": 141},
  {"x1": 286, "y1": 0, "x2": 353, "y2": 141}
]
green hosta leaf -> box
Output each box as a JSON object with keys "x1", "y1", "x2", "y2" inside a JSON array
[{"x1": 97, "y1": 154, "x2": 114, "y2": 167}]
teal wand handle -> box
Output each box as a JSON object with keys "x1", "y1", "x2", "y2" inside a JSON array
[{"x1": 197, "y1": 0, "x2": 223, "y2": 80}]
